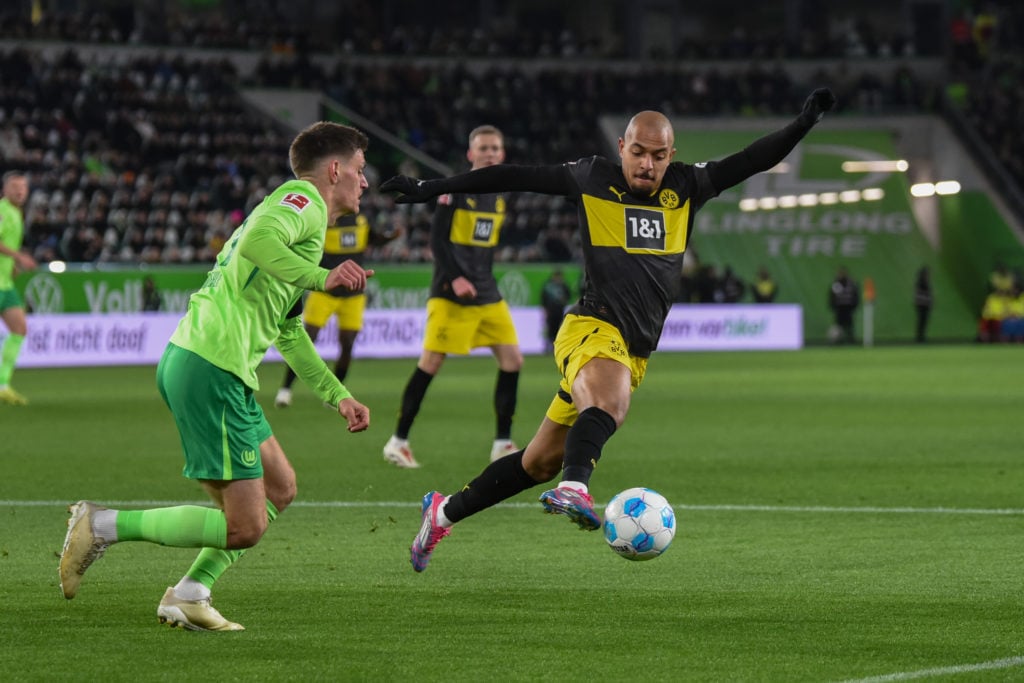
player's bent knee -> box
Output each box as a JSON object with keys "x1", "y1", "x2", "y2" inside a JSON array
[
  {"x1": 268, "y1": 480, "x2": 297, "y2": 512},
  {"x1": 225, "y1": 520, "x2": 267, "y2": 549}
]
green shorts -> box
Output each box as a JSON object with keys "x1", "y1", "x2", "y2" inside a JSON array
[
  {"x1": 0, "y1": 287, "x2": 23, "y2": 312},
  {"x1": 156, "y1": 342, "x2": 271, "y2": 481}
]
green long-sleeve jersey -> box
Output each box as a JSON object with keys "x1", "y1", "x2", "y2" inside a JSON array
[{"x1": 170, "y1": 180, "x2": 352, "y2": 405}]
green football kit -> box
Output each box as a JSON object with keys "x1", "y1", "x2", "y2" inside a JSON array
[{"x1": 158, "y1": 179, "x2": 352, "y2": 481}]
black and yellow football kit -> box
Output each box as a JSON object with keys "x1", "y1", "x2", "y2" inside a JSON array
[
  {"x1": 323, "y1": 213, "x2": 373, "y2": 297},
  {"x1": 422, "y1": 190, "x2": 519, "y2": 354},
  {"x1": 412, "y1": 115, "x2": 818, "y2": 360},
  {"x1": 429, "y1": 191, "x2": 509, "y2": 305}
]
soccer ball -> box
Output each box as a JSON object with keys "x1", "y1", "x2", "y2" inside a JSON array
[{"x1": 602, "y1": 487, "x2": 676, "y2": 561}]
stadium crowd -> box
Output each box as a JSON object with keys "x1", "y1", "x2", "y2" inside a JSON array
[{"x1": 0, "y1": 1, "x2": 1020, "y2": 272}]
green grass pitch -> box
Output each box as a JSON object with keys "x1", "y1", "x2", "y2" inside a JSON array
[{"x1": 1, "y1": 346, "x2": 1022, "y2": 682}]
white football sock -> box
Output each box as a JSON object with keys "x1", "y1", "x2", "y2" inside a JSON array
[
  {"x1": 558, "y1": 481, "x2": 588, "y2": 494},
  {"x1": 436, "y1": 496, "x2": 453, "y2": 528},
  {"x1": 92, "y1": 509, "x2": 119, "y2": 542},
  {"x1": 174, "y1": 577, "x2": 211, "y2": 601}
]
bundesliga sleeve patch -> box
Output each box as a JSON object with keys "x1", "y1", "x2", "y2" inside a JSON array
[{"x1": 280, "y1": 193, "x2": 311, "y2": 212}]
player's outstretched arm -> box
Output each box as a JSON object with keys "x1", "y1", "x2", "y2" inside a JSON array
[
  {"x1": 381, "y1": 164, "x2": 576, "y2": 204},
  {"x1": 707, "y1": 87, "x2": 836, "y2": 193},
  {"x1": 338, "y1": 397, "x2": 370, "y2": 433}
]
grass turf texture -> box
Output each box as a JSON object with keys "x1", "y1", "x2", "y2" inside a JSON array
[{"x1": 1, "y1": 346, "x2": 1021, "y2": 682}]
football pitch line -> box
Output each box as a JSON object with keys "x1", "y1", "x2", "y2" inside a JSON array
[
  {"x1": 837, "y1": 655, "x2": 1024, "y2": 682},
  {"x1": 3, "y1": 499, "x2": 1024, "y2": 516}
]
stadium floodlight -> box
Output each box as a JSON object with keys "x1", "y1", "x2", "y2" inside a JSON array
[
  {"x1": 798, "y1": 193, "x2": 819, "y2": 207},
  {"x1": 777, "y1": 195, "x2": 799, "y2": 208},
  {"x1": 910, "y1": 183, "x2": 936, "y2": 197},
  {"x1": 738, "y1": 198, "x2": 759, "y2": 212},
  {"x1": 818, "y1": 192, "x2": 839, "y2": 205},
  {"x1": 48, "y1": 261, "x2": 67, "y2": 273},
  {"x1": 841, "y1": 160, "x2": 909, "y2": 172},
  {"x1": 934, "y1": 180, "x2": 962, "y2": 195},
  {"x1": 757, "y1": 197, "x2": 778, "y2": 210},
  {"x1": 839, "y1": 190, "x2": 861, "y2": 203},
  {"x1": 861, "y1": 188, "x2": 885, "y2": 201}
]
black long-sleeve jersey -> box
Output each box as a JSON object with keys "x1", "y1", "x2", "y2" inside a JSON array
[
  {"x1": 429, "y1": 191, "x2": 510, "y2": 305},
  {"x1": 417, "y1": 117, "x2": 815, "y2": 357}
]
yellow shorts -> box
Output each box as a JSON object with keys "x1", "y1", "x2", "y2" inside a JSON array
[
  {"x1": 303, "y1": 292, "x2": 366, "y2": 331},
  {"x1": 545, "y1": 314, "x2": 647, "y2": 426},
  {"x1": 423, "y1": 298, "x2": 518, "y2": 355}
]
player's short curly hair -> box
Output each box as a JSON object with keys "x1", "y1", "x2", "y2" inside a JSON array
[{"x1": 289, "y1": 122, "x2": 369, "y2": 177}]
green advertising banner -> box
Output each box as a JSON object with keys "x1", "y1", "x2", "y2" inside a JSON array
[
  {"x1": 13, "y1": 264, "x2": 583, "y2": 314},
  {"x1": 677, "y1": 127, "x2": 978, "y2": 342}
]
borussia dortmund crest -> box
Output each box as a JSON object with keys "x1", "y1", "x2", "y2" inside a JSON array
[{"x1": 659, "y1": 188, "x2": 679, "y2": 209}]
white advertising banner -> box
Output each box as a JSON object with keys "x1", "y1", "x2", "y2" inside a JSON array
[
  {"x1": 656, "y1": 304, "x2": 803, "y2": 351},
  {"x1": 9, "y1": 305, "x2": 801, "y2": 368}
]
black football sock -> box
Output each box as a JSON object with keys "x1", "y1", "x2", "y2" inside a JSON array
[
  {"x1": 494, "y1": 369, "x2": 519, "y2": 439},
  {"x1": 281, "y1": 366, "x2": 297, "y2": 390},
  {"x1": 561, "y1": 407, "x2": 617, "y2": 486},
  {"x1": 333, "y1": 359, "x2": 349, "y2": 384},
  {"x1": 395, "y1": 367, "x2": 434, "y2": 439},
  {"x1": 444, "y1": 450, "x2": 538, "y2": 523}
]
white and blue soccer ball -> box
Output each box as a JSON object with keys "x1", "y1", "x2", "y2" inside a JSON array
[{"x1": 602, "y1": 487, "x2": 676, "y2": 561}]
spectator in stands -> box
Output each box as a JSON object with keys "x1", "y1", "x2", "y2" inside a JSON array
[
  {"x1": 977, "y1": 288, "x2": 1010, "y2": 342},
  {"x1": 1002, "y1": 284, "x2": 1024, "y2": 342},
  {"x1": 913, "y1": 266, "x2": 933, "y2": 343},
  {"x1": 142, "y1": 276, "x2": 162, "y2": 312},
  {"x1": 989, "y1": 260, "x2": 1014, "y2": 294},
  {"x1": 540, "y1": 269, "x2": 573, "y2": 353},
  {"x1": 0, "y1": 171, "x2": 36, "y2": 405},
  {"x1": 752, "y1": 266, "x2": 778, "y2": 303},
  {"x1": 720, "y1": 265, "x2": 746, "y2": 303},
  {"x1": 828, "y1": 265, "x2": 860, "y2": 344}
]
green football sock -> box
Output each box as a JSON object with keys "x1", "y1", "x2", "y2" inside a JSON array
[
  {"x1": 116, "y1": 505, "x2": 228, "y2": 548},
  {"x1": 185, "y1": 499, "x2": 280, "y2": 589},
  {"x1": 0, "y1": 333, "x2": 24, "y2": 386}
]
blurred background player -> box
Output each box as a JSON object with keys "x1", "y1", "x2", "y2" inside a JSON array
[
  {"x1": 275, "y1": 212, "x2": 400, "y2": 407},
  {"x1": 0, "y1": 171, "x2": 36, "y2": 406},
  {"x1": 382, "y1": 125, "x2": 523, "y2": 468}
]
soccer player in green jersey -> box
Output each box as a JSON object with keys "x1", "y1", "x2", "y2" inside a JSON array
[
  {"x1": 0, "y1": 171, "x2": 36, "y2": 406},
  {"x1": 59, "y1": 122, "x2": 374, "y2": 631},
  {"x1": 382, "y1": 89, "x2": 836, "y2": 572}
]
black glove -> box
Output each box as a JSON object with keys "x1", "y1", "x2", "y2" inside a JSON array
[
  {"x1": 799, "y1": 87, "x2": 836, "y2": 127},
  {"x1": 379, "y1": 175, "x2": 441, "y2": 204}
]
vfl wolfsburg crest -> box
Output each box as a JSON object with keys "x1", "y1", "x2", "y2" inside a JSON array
[{"x1": 24, "y1": 273, "x2": 64, "y2": 313}]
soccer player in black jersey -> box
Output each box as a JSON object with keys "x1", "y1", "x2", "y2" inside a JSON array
[
  {"x1": 383, "y1": 125, "x2": 524, "y2": 468},
  {"x1": 275, "y1": 212, "x2": 400, "y2": 408},
  {"x1": 382, "y1": 89, "x2": 836, "y2": 571}
]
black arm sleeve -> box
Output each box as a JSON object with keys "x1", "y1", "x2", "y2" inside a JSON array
[
  {"x1": 435, "y1": 164, "x2": 578, "y2": 196},
  {"x1": 706, "y1": 118, "x2": 814, "y2": 194}
]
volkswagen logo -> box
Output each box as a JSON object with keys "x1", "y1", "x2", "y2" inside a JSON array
[
  {"x1": 24, "y1": 273, "x2": 64, "y2": 313},
  {"x1": 497, "y1": 270, "x2": 531, "y2": 306}
]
